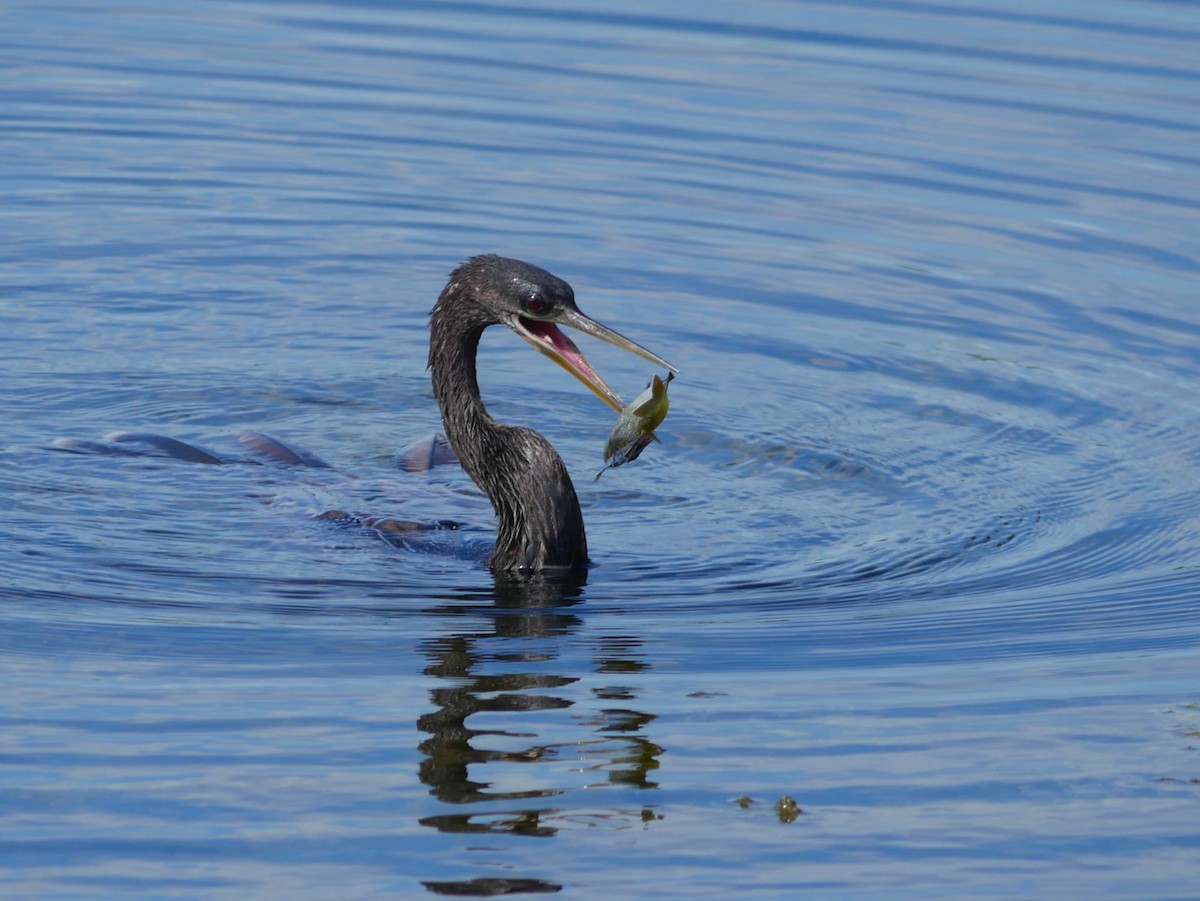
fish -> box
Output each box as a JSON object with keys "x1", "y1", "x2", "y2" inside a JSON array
[{"x1": 595, "y1": 372, "x2": 673, "y2": 480}]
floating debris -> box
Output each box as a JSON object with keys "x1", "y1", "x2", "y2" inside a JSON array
[{"x1": 774, "y1": 795, "x2": 802, "y2": 823}]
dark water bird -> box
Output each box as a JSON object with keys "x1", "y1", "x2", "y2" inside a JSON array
[
  {"x1": 50, "y1": 255, "x2": 674, "y2": 576},
  {"x1": 429, "y1": 255, "x2": 676, "y2": 575}
]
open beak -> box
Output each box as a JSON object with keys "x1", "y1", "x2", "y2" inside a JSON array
[{"x1": 509, "y1": 308, "x2": 677, "y2": 412}]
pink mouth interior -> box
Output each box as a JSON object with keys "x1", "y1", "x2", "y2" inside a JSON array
[{"x1": 520, "y1": 317, "x2": 599, "y2": 381}]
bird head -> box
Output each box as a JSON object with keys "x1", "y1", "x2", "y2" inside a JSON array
[{"x1": 449, "y1": 255, "x2": 677, "y2": 412}]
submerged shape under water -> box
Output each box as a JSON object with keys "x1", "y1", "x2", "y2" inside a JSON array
[{"x1": 2, "y1": 0, "x2": 1199, "y2": 898}]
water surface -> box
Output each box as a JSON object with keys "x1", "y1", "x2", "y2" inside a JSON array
[{"x1": 3, "y1": 0, "x2": 1199, "y2": 897}]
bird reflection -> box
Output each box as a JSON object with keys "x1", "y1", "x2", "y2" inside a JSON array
[{"x1": 416, "y1": 576, "x2": 663, "y2": 847}]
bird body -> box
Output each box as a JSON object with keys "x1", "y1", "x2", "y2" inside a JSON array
[{"x1": 428, "y1": 255, "x2": 674, "y2": 575}]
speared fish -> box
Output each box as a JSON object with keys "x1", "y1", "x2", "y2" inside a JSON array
[{"x1": 595, "y1": 372, "x2": 674, "y2": 480}]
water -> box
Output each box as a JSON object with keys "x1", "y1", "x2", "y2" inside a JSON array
[{"x1": 3, "y1": 0, "x2": 1199, "y2": 897}]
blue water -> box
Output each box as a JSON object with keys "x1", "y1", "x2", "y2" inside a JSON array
[{"x1": 3, "y1": 0, "x2": 1200, "y2": 897}]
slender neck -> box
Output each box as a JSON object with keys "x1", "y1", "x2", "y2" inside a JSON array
[{"x1": 429, "y1": 292, "x2": 588, "y2": 573}]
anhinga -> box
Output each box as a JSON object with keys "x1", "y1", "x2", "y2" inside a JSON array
[{"x1": 428, "y1": 255, "x2": 675, "y2": 575}]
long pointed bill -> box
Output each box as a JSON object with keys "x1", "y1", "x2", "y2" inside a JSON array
[{"x1": 509, "y1": 308, "x2": 677, "y2": 413}]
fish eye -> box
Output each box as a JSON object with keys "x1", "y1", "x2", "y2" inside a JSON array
[{"x1": 522, "y1": 293, "x2": 549, "y2": 316}]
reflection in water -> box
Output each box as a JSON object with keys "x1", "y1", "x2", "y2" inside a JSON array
[
  {"x1": 417, "y1": 576, "x2": 664, "y2": 894},
  {"x1": 590, "y1": 635, "x2": 661, "y2": 790}
]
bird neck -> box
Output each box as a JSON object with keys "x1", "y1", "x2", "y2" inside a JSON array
[{"x1": 430, "y1": 295, "x2": 589, "y2": 574}]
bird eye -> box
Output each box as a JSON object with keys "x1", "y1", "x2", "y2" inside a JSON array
[{"x1": 522, "y1": 293, "x2": 548, "y2": 315}]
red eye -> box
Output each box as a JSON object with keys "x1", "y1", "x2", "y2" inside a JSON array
[{"x1": 524, "y1": 294, "x2": 546, "y2": 314}]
